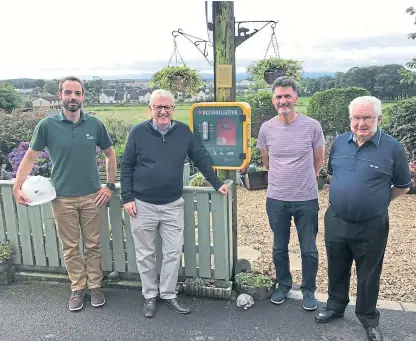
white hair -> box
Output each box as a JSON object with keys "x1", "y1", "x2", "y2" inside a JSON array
[
  {"x1": 348, "y1": 96, "x2": 382, "y2": 117},
  {"x1": 149, "y1": 89, "x2": 175, "y2": 105}
]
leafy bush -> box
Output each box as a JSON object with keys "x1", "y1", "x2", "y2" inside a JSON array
[
  {"x1": 0, "y1": 85, "x2": 21, "y2": 112},
  {"x1": 384, "y1": 97, "x2": 416, "y2": 159},
  {"x1": 0, "y1": 240, "x2": 13, "y2": 262},
  {"x1": 250, "y1": 138, "x2": 263, "y2": 167},
  {"x1": 101, "y1": 117, "x2": 132, "y2": 146},
  {"x1": 239, "y1": 91, "x2": 275, "y2": 137},
  {"x1": 0, "y1": 110, "x2": 46, "y2": 167},
  {"x1": 247, "y1": 57, "x2": 303, "y2": 89},
  {"x1": 307, "y1": 87, "x2": 371, "y2": 137},
  {"x1": 189, "y1": 172, "x2": 210, "y2": 187},
  {"x1": 235, "y1": 272, "x2": 274, "y2": 287},
  {"x1": 7, "y1": 142, "x2": 105, "y2": 178}
]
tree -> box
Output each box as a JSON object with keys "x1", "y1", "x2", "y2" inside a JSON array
[
  {"x1": 399, "y1": 7, "x2": 416, "y2": 85},
  {"x1": 43, "y1": 80, "x2": 59, "y2": 95},
  {"x1": 247, "y1": 58, "x2": 303, "y2": 89},
  {"x1": 307, "y1": 87, "x2": 371, "y2": 137},
  {"x1": 0, "y1": 85, "x2": 21, "y2": 112}
]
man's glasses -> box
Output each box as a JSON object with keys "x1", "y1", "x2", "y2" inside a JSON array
[
  {"x1": 349, "y1": 116, "x2": 376, "y2": 123},
  {"x1": 152, "y1": 105, "x2": 175, "y2": 112}
]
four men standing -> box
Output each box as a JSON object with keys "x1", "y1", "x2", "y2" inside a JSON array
[{"x1": 11, "y1": 76, "x2": 412, "y2": 341}]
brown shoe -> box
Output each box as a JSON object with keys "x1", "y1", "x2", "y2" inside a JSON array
[
  {"x1": 69, "y1": 289, "x2": 85, "y2": 311},
  {"x1": 89, "y1": 288, "x2": 106, "y2": 307}
]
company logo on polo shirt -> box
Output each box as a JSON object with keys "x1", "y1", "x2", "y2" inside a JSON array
[
  {"x1": 86, "y1": 134, "x2": 94, "y2": 140},
  {"x1": 369, "y1": 164, "x2": 379, "y2": 169}
]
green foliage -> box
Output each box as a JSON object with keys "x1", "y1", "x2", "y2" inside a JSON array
[
  {"x1": 384, "y1": 97, "x2": 416, "y2": 159},
  {"x1": 0, "y1": 85, "x2": 21, "y2": 112},
  {"x1": 184, "y1": 277, "x2": 230, "y2": 288},
  {"x1": 235, "y1": 272, "x2": 273, "y2": 287},
  {"x1": 247, "y1": 57, "x2": 303, "y2": 89},
  {"x1": 238, "y1": 91, "x2": 274, "y2": 137},
  {"x1": 0, "y1": 240, "x2": 13, "y2": 262},
  {"x1": 101, "y1": 116, "x2": 132, "y2": 146},
  {"x1": 0, "y1": 110, "x2": 45, "y2": 167},
  {"x1": 307, "y1": 87, "x2": 371, "y2": 136},
  {"x1": 148, "y1": 66, "x2": 204, "y2": 96},
  {"x1": 189, "y1": 172, "x2": 210, "y2": 187},
  {"x1": 114, "y1": 140, "x2": 126, "y2": 169},
  {"x1": 43, "y1": 80, "x2": 59, "y2": 95},
  {"x1": 250, "y1": 138, "x2": 263, "y2": 167}
]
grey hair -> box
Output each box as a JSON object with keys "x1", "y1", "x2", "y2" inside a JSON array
[
  {"x1": 349, "y1": 96, "x2": 382, "y2": 117},
  {"x1": 149, "y1": 89, "x2": 175, "y2": 105},
  {"x1": 272, "y1": 76, "x2": 298, "y2": 93}
]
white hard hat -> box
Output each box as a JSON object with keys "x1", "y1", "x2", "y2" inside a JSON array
[{"x1": 21, "y1": 176, "x2": 56, "y2": 206}]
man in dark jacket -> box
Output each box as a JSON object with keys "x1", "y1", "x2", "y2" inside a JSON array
[{"x1": 120, "y1": 89, "x2": 228, "y2": 318}]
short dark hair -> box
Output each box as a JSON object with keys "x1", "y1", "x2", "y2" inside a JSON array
[
  {"x1": 58, "y1": 76, "x2": 84, "y2": 94},
  {"x1": 272, "y1": 76, "x2": 298, "y2": 93}
]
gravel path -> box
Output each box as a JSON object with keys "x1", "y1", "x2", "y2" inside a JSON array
[{"x1": 236, "y1": 185, "x2": 416, "y2": 303}]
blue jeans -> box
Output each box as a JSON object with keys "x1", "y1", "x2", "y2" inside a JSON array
[{"x1": 266, "y1": 198, "x2": 319, "y2": 292}]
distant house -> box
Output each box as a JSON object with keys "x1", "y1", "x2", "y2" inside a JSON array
[
  {"x1": 32, "y1": 95, "x2": 62, "y2": 109},
  {"x1": 114, "y1": 90, "x2": 125, "y2": 103},
  {"x1": 99, "y1": 89, "x2": 116, "y2": 104},
  {"x1": 138, "y1": 89, "x2": 152, "y2": 103},
  {"x1": 187, "y1": 88, "x2": 208, "y2": 102},
  {"x1": 127, "y1": 90, "x2": 140, "y2": 103}
]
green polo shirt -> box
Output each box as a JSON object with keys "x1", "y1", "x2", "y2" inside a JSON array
[{"x1": 30, "y1": 111, "x2": 113, "y2": 197}]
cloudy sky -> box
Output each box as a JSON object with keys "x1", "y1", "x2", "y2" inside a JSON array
[{"x1": 1, "y1": 0, "x2": 415, "y2": 80}]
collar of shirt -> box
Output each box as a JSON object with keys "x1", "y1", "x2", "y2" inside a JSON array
[
  {"x1": 152, "y1": 120, "x2": 173, "y2": 135},
  {"x1": 348, "y1": 127, "x2": 381, "y2": 147}
]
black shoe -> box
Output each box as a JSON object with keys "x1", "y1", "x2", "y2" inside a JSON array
[
  {"x1": 315, "y1": 307, "x2": 344, "y2": 323},
  {"x1": 143, "y1": 298, "x2": 157, "y2": 318},
  {"x1": 366, "y1": 326, "x2": 382, "y2": 341},
  {"x1": 163, "y1": 297, "x2": 191, "y2": 314}
]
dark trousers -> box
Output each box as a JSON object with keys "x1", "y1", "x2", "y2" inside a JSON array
[
  {"x1": 266, "y1": 198, "x2": 319, "y2": 292},
  {"x1": 324, "y1": 206, "x2": 389, "y2": 327}
]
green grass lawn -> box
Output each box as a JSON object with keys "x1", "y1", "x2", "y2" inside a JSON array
[
  {"x1": 84, "y1": 104, "x2": 191, "y2": 125},
  {"x1": 85, "y1": 97, "x2": 398, "y2": 126}
]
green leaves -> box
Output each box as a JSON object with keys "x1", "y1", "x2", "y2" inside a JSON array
[
  {"x1": 247, "y1": 57, "x2": 303, "y2": 90},
  {"x1": 148, "y1": 66, "x2": 204, "y2": 96},
  {"x1": 384, "y1": 97, "x2": 416, "y2": 159},
  {"x1": 307, "y1": 87, "x2": 370, "y2": 137}
]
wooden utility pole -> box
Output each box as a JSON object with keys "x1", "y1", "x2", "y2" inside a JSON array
[{"x1": 212, "y1": 1, "x2": 238, "y2": 274}]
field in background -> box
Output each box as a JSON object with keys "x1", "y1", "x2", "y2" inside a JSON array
[{"x1": 85, "y1": 97, "x2": 398, "y2": 126}]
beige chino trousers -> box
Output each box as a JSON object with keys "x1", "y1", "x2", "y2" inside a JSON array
[{"x1": 129, "y1": 197, "x2": 184, "y2": 300}]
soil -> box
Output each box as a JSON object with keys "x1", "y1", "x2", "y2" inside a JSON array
[{"x1": 236, "y1": 185, "x2": 416, "y2": 303}]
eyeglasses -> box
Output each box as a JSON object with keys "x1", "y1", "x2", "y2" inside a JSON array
[
  {"x1": 349, "y1": 116, "x2": 376, "y2": 123},
  {"x1": 152, "y1": 105, "x2": 175, "y2": 112}
]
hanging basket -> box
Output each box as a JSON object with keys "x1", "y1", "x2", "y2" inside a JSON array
[
  {"x1": 170, "y1": 75, "x2": 187, "y2": 92},
  {"x1": 264, "y1": 67, "x2": 286, "y2": 85}
]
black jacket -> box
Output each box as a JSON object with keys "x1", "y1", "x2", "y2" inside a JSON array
[{"x1": 120, "y1": 120, "x2": 223, "y2": 205}]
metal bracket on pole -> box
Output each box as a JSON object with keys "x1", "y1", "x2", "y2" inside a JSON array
[
  {"x1": 234, "y1": 20, "x2": 278, "y2": 48},
  {"x1": 172, "y1": 29, "x2": 214, "y2": 66}
]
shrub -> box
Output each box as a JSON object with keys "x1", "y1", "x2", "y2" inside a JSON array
[
  {"x1": 250, "y1": 138, "x2": 263, "y2": 167},
  {"x1": 0, "y1": 110, "x2": 46, "y2": 167},
  {"x1": 189, "y1": 172, "x2": 210, "y2": 187},
  {"x1": 101, "y1": 117, "x2": 132, "y2": 146},
  {"x1": 307, "y1": 87, "x2": 371, "y2": 137},
  {"x1": 235, "y1": 272, "x2": 273, "y2": 287},
  {"x1": 0, "y1": 240, "x2": 13, "y2": 262},
  {"x1": 239, "y1": 91, "x2": 275, "y2": 138},
  {"x1": 384, "y1": 97, "x2": 416, "y2": 160},
  {"x1": 7, "y1": 142, "x2": 104, "y2": 178}
]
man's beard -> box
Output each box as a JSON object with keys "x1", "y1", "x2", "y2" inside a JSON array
[
  {"x1": 63, "y1": 100, "x2": 82, "y2": 112},
  {"x1": 277, "y1": 103, "x2": 292, "y2": 116}
]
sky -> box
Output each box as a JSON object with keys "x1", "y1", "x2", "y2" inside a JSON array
[{"x1": 1, "y1": 0, "x2": 415, "y2": 80}]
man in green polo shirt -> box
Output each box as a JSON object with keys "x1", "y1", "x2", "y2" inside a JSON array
[{"x1": 13, "y1": 76, "x2": 117, "y2": 312}]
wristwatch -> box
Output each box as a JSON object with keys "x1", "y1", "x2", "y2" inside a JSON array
[{"x1": 106, "y1": 183, "x2": 116, "y2": 191}]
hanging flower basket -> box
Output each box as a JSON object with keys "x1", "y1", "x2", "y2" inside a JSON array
[
  {"x1": 170, "y1": 75, "x2": 186, "y2": 92},
  {"x1": 148, "y1": 65, "x2": 204, "y2": 96},
  {"x1": 264, "y1": 67, "x2": 286, "y2": 85}
]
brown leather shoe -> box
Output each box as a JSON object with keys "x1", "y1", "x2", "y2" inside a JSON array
[
  {"x1": 163, "y1": 297, "x2": 191, "y2": 314},
  {"x1": 143, "y1": 298, "x2": 157, "y2": 318}
]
